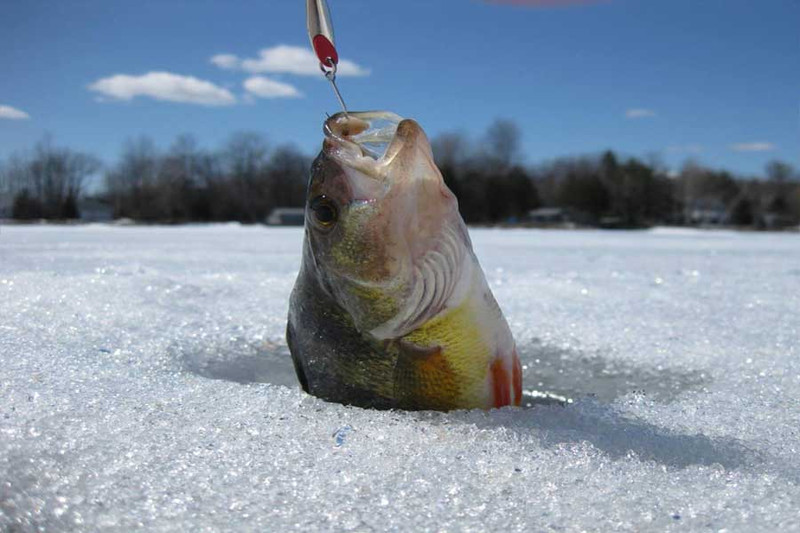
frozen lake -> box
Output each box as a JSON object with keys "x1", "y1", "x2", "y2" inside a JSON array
[{"x1": 1, "y1": 224, "x2": 799, "y2": 531}]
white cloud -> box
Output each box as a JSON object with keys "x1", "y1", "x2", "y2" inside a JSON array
[
  {"x1": 666, "y1": 144, "x2": 704, "y2": 154},
  {"x1": 243, "y1": 76, "x2": 302, "y2": 99},
  {"x1": 210, "y1": 54, "x2": 241, "y2": 70},
  {"x1": 88, "y1": 71, "x2": 236, "y2": 106},
  {"x1": 0, "y1": 105, "x2": 30, "y2": 120},
  {"x1": 730, "y1": 142, "x2": 775, "y2": 152},
  {"x1": 213, "y1": 45, "x2": 369, "y2": 77},
  {"x1": 626, "y1": 108, "x2": 656, "y2": 119}
]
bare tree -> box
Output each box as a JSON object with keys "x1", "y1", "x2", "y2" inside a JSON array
[
  {"x1": 267, "y1": 145, "x2": 311, "y2": 208},
  {"x1": 4, "y1": 137, "x2": 100, "y2": 219},
  {"x1": 431, "y1": 132, "x2": 471, "y2": 170},
  {"x1": 222, "y1": 132, "x2": 271, "y2": 222},
  {"x1": 105, "y1": 136, "x2": 161, "y2": 220},
  {"x1": 766, "y1": 160, "x2": 796, "y2": 183},
  {"x1": 484, "y1": 119, "x2": 522, "y2": 169},
  {"x1": 763, "y1": 160, "x2": 799, "y2": 226}
]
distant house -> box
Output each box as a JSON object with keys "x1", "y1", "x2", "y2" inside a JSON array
[
  {"x1": 686, "y1": 198, "x2": 728, "y2": 226},
  {"x1": 266, "y1": 207, "x2": 305, "y2": 226},
  {"x1": 761, "y1": 211, "x2": 797, "y2": 230},
  {"x1": 527, "y1": 207, "x2": 573, "y2": 226},
  {"x1": 79, "y1": 198, "x2": 114, "y2": 222},
  {"x1": 598, "y1": 216, "x2": 626, "y2": 229},
  {"x1": 759, "y1": 193, "x2": 798, "y2": 229}
]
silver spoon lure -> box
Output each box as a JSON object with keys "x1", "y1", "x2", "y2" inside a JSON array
[{"x1": 307, "y1": 0, "x2": 349, "y2": 116}]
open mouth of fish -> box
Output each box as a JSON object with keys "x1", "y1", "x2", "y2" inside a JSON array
[{"x1": 322, "y1": 111, "x2": 414, "y2": 177}]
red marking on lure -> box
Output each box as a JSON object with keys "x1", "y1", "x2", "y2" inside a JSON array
[
  {"x1": 491, "y1": 359, "x2": 511, "y2": 408},
  {"x1": 512, "y1": 350, "x2": 522, "y2": 407},
  {"x1": 312, "y1": 35, "x2": 339, "y2": 66}
]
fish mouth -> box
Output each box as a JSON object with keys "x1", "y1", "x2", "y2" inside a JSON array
[{"x1": 323, "y1": 111, "x2": 419, "y2": 178}]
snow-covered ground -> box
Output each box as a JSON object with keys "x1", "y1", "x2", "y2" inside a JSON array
[{"x1": 1, "y1": 224, "x2": 798, "y2": 532}]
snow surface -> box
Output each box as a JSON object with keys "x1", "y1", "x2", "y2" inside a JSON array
[{"x1": 1, "y1": 224, "x2": 799, "y2": 532}]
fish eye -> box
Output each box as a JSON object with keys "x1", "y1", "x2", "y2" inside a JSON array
[{"x1": 309, "y1": 195, "x2": 338, "y2": 227}]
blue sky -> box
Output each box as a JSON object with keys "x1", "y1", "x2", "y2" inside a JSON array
[{"x1": 1, "y1": 0, "x2": 797, "y2": 177}]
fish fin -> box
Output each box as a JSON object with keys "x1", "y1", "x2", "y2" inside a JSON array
[
  {"x1": 490, "y1": 358, "x2": 511, "y2": 408},
  {"x1": 491, "y1": 352, "x2": 522, "y2": 408},
  {"x1": 397, "y1": 339, "x2": 442, "y2": 360},
  {"x1": 512, "y1": 349, "x2": 522, "y2": 407},
  {"x1": 393, "y1": 340, "x2": 461, "y2": 410}
]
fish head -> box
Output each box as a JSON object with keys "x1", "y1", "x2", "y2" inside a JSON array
[{"x1": 304, "y1": 111, "x2": 468, "y2": 338}]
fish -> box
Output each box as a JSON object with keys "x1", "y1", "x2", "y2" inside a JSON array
[{"x1": 287, "y1": 111, "x2": 521, "y2": 411}]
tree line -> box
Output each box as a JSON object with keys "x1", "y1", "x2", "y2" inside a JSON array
[
  {"x1": 432, "y1": 120, "x2": 799, "y2": 229},
  {"x1": 103, "y1": 134, "x2": 308, "y2": 223},
  {"x1": 1, "y1": 121, "x2": 798, "y2": 229}
]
